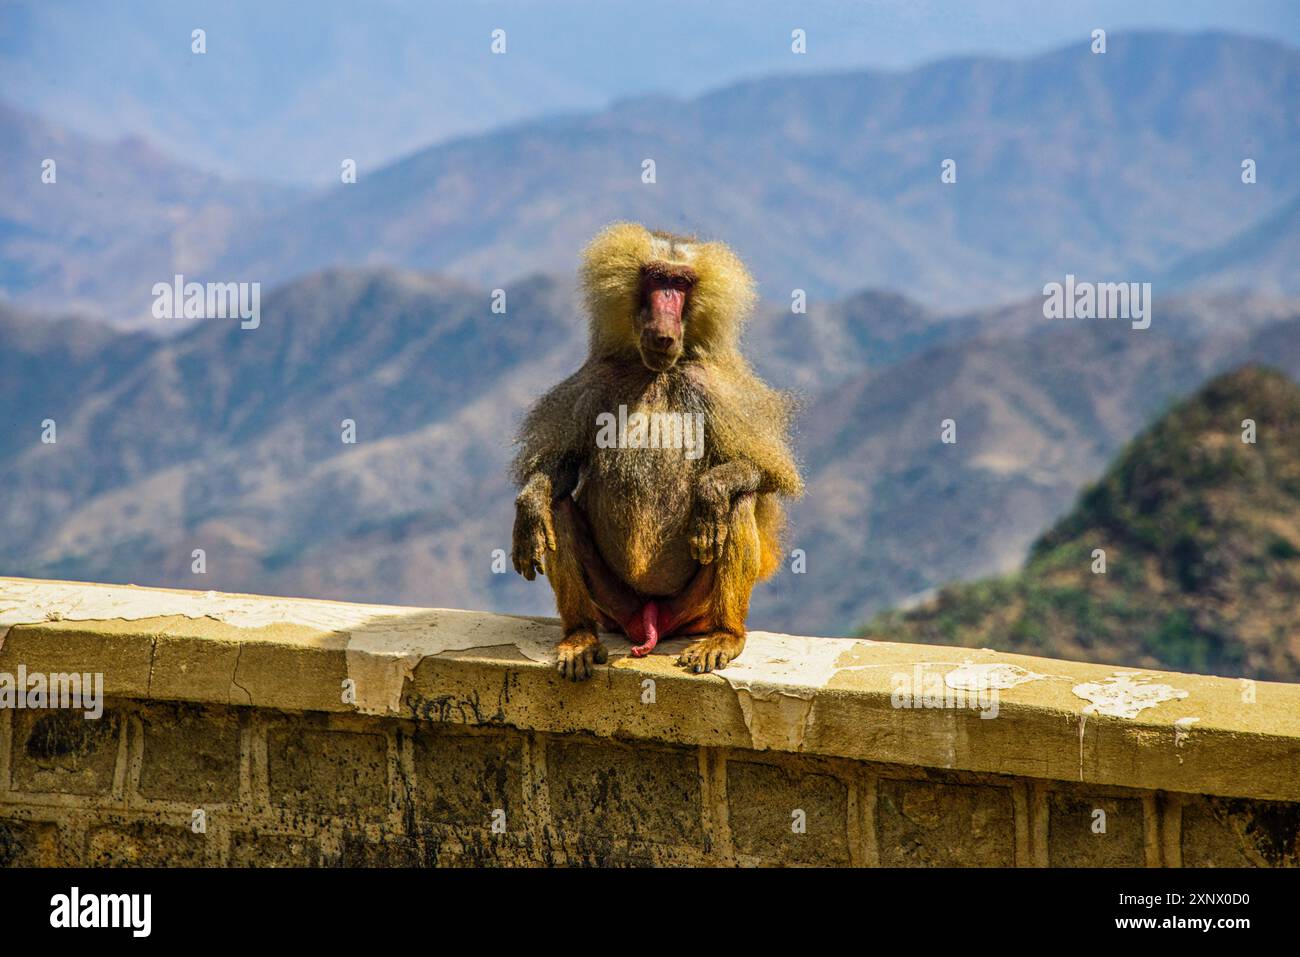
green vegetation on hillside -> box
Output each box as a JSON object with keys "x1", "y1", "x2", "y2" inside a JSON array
[{"x1": 866, "y1": 366, "x2": 1300, "y2": 681}]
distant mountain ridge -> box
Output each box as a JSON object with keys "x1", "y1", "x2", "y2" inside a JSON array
[
  {"x1": 205, "y1": 31, "x2": 1300, "y2": 310},
  {"x1": 0, "y1": 100, "x2": 296, "y2": 323},
  {"x1": 1, "y1": 265, "x2": 1298, "y2": 645},
  {"x1": 3, "y1": 30, "x2": 1299, "y2": 324},
  {"x1": 1161, "y1": 192, "x2": 1300, "y2": 298}
]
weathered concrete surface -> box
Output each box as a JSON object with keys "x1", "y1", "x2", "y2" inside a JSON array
[{"x1": 1, "y1": 577, "x2": 1298, "y2": 867}]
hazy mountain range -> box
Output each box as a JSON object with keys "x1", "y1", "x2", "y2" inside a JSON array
[
  {"x1": 2, "y1": 266, "x2": 1297, "y2": 640},
  {"x1": 2, "y1": 29, "x2": 1298, "y2": 667},
  {"x1": 4, "y1": 31, "x2": 1300, "y2": 325},
  {"x1": 11, "y1": 1, "x2": 1287, "y2": 184},
  {"x1": 0, "y1": 100, "x2": 296, "y2": 322}
]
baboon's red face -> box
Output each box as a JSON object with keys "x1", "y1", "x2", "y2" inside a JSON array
[{"x1": 637, "y1": 263, "x2": 696, "y2": 371}]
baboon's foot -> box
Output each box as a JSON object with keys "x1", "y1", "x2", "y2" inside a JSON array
[
  {"x1": 555, "y1": 630, "x2": 608, "y2": 682},
  {"x1": 678, "y1": 631, "x2": 746, "y2": 674}
]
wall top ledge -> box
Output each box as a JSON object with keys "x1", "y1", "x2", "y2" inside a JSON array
[{"x1": 2, "y1": 577, "x2": 1297, "y2": 802}]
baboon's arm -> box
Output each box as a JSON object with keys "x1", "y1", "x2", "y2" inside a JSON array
[
  {"x1": 510, "y1": 366, "x2": 594, "y2": 483},
  {"x1": 704, "y1": 360, "x2": 803, "y2": 500},
  {"x1": 513, "y1": 455, "x2": 582, "y2": 580},
  {"x1": 517, "y1": 455, "x2": 582, "y2": 507},
  {"x1": 511, "y1": 365, "x2": 595, "y2": 580},
  {"x1": 690, "y1": 459, "x2": 765, "y2": 564}
]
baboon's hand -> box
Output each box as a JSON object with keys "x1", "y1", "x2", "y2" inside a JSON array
[
  {"x1": 512, "y1": 497, "x2": 556, "y2": 580},
  {"x1": 689, "y1": 476, "x2": 731, "y2": 564}
]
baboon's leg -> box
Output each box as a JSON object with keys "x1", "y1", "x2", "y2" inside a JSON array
[
  {"x1": 548, "y1": 492, "x2": 762, "y2": 673},
  {"x1": 545, "y1": 498, "x2": 610, "y2": 681},
  {"x1": 552, "y1": 496, "x2": 694, "y2": 664},
  {"x1": 654, "y1": 562, "x2": 715, "y2": 637},
  {"x1": 677, "y1": 493, "x2": 762, "y2": 673},
  {"x1": 553, "y1": 498, "x2": 641, "y2": 625}
]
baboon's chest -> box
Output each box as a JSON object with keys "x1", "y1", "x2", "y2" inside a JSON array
[
  {"x1": 585, "y1": 396, "x2": 708, "y2": 514},
  {"x1": 578, "y1": 377, "x2": 711, "y2": 593}
]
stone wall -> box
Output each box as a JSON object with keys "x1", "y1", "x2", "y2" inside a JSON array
[{"x1": 1, "y1": 578, "x2": 1298, "y2": 867}]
